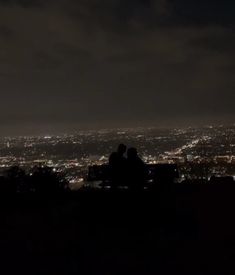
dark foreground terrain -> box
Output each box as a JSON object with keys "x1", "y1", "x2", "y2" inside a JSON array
[{"x1": 0, "y1": 184, "x2": 235, "y2": 275}]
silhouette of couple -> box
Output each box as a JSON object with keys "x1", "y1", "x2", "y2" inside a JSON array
[{"x1": 109, "y1": 144, "x2": 147, "y2": 190}]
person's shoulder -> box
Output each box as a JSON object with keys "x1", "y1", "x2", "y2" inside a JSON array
[{"x1": 137, "y1": 157, "x2": 145, "y2": 164}]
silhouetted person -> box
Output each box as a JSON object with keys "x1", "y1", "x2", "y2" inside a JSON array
[
  {"x1": 126, "y1": 147, "x2": 146, "y2": 190},
  {"x1": 109, "y1": 144, "x2": 127, "y2": 188}
]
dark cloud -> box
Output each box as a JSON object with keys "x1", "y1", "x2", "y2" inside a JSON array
[
  {"x1": 0, "y1": 0, "x2": 234, "y2": 135},
  {"x1": 169, "y1": 0, "x2": 235, "y2": 27}
]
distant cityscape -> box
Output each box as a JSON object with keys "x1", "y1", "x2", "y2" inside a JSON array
[{"x1": 0, "y1": 124, "x2": 234, "y2": 189}]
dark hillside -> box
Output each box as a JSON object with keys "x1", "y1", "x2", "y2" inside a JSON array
[{"x1": 0, "y1": 184, "x2": 235, "y2": 275}]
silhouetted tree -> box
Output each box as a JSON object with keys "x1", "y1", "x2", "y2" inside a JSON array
[
  {"x1": 29, "y1": 166, "x2": 68, "y2": 194},
  {"x1": 0, "y1": 165, "x2": 69, "y2": 195},
  {"x1": 0, "y1": 175, "x2": 8, "y2": 193},
  {"x1": 4, "y1": 166, "x2": 28, "y2": 193}
]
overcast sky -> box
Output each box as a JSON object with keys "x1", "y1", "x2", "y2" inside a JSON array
[{"x1": 0, "y1": 0, "x2": 234, "y2": 135}]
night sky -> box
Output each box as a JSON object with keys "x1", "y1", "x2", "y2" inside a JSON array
[{"x1": 0, "y1": 0, "x2": 234, "y2": 135}]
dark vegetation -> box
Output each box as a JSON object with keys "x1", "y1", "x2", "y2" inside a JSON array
[
  {"x1": 0, "y1": 166, "x2": 68, "y2": 195},
  {"x1": 0, "y1": 165, "x2": 235, "y2": 274}
]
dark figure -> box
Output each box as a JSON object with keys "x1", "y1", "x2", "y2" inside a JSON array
[
  {"x1": 109, "y1": 144, "x2": 127, "y2": 188},
  {"x1": 126, "y1": 147, "x2": 147, "y2": 190}
]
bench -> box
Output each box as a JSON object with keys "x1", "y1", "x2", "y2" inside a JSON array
[{"x1": 86, "y1": 163, "x2": 179, "y2": 188}]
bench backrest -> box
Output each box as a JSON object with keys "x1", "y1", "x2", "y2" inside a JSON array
[
  {"x1": 87, "y1": 165, "x2": 110, "y2": 182},
  {"x1": 87, "y1": 163, "x2": 179, "y2": 182}
]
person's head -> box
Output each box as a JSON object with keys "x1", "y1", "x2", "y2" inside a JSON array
[
  {"x1": 127, "y1": 147, "x2": 138, "y2": 159},
  {"x1": 117, "y1": 144, "x2": 127, "y2": 155}
]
